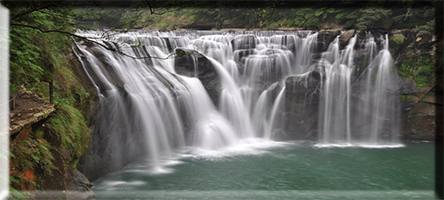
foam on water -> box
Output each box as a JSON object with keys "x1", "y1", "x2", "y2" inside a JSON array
[
  {"x1": 314, "y1": 143, "x2": 405, "y2": 148},
  {"x1": 95, "y1": 181, "x2": 146, "y2": 191},
  {"x1": 187, "y1": 138, "x2": 291, "y2": 160}
]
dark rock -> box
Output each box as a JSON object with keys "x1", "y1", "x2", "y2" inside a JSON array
[
  {"x1": 397, "y1": 77, "x2": 419, "y2": 95},
  {"x1": 231, "y1": 35, "x2": 256, "y2": 51},
  {"x1": 81, "y1": 45, "x2": 126, "y2": 93},
  {"x1": 277, "y1": 70, "x2": 323, "y2": 140},
  {"x1": 78, "y1": 90, "x2": 148, "y2": 181},
  {"x1": 66, "y1": 170, "x2": 95, "y2": 200},
  {"x1": 174, "y1": 48, "x2": 221, "y2": 105},
  {"x1": 317, "y1": 30, "x2": 341, "y2": 52},
  {"x1": 402, "y1": 115, "x2": 436, "y2": 141},
  {"x1": 233, "y1": 49, "x2": 255, "y2": 65},
  {"x1": 400, "y1": 87, "x2": 442, "y2": 141}
]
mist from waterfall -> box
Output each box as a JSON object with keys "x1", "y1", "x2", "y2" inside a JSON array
[{"x1": 74, "y1": 30, "x2": 402, "y2": 174}]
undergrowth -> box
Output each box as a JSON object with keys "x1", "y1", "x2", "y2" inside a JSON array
[
  {"x1": 399, "y1": 56, "x2": 434, "y2": 88},
  {"x1": 46, "y1": 103, "x2": 90, "y2": 168}
]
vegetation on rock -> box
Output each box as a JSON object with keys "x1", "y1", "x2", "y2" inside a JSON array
[
  {"x1": 400, "y1": 56, "x2": 435, "y2": 88},
  {"x1": 4, "y1": 0, "x2": 94, "y2": 197}
]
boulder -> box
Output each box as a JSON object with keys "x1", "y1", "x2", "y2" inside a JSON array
[
  {"x1": 66, "y1": 170, "x2": 95, "y2": 200},
  {"x1": 339, "y1": 29, "x2": 356, "y2": 47}
]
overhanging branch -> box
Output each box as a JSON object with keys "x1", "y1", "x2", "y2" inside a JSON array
[{"x1": 10, "y1": 23, "x2": 173, "y2": 60}]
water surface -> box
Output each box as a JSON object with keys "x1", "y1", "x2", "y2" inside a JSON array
[{"x1": 92, "y1": 141, "x2": 435, "y2": 199}]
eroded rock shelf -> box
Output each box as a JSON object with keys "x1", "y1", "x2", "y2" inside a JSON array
[{"x1": 9, "y1": 86, "x2": 54, "y2": 135}]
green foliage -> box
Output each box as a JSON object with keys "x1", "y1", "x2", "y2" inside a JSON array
[
  {"x1": 9, "y1": 184, "x2": 30, "y2": 200},
  {"x1": 28, "y1": 82, "x2": 50, "y2": 101},
  {"x1": 390, "y1": 34, "x2": 405, "y2": 45},
  {"x1": 355, "y1": 8, "x2": 392, "y2": 30},
  {"x1": 51, "y1": 63, "x2": 93, "y2": 119},
  {"x1": 6, "y1": 2, "x2": 94, "y2": 191},
  {"x1": 9, "y1": 134, "x2": 56, "y2": 189},
  {"x1": 413, "y1": 19, "x2": 435, "y2": 37},
  {"x1": 399, "y1": 56, "x2": 434, "y2": 88},
  {"x1": 75, "y1": 7, "x2": 130, "y2": 29},
  {"x1": 414, "y1": 76, "x2": 428, "y2": 88},
  {"x1": 9, "y1": 5, "x2": 75, "y2": 96},
  {"x1": 389, "y1": 34, "x2": 406, "y2": 53},
  {"x1": 102, "y1": 1, "x2": 435, "y2": 32},
  {"x1": 10, "y1": 136, "x2": 56, "y2": 175},
  {"x1": 9, "y1": 27, "x2": 43, "y2": 95},
  {"x1": 46, "y1": 103, "x2": 89, "y2": 166}
]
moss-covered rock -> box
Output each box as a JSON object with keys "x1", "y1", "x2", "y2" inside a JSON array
[
  {"x1": 389, "y1": 33, "x2": 406, "y2": 54},
  {"x1": 398, "y1": 55, "x2": 434, "y2": 88}
]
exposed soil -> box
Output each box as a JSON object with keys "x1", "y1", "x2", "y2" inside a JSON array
[{"x1": 9, "y1": 85, "x2": 54, "y2": 135}]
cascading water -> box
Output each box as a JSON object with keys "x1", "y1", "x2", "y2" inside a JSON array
[
  {"x1": 319, "y1": 35, "x2": 356, "y2": 144},
  {"x1": 74, "y1": 30, "x2": 402, "y2": 178}
]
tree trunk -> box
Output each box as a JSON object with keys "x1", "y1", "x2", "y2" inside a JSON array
[
  {"x1": 50, "y1": 80, "x2": 54, "y2": 104},
  {"x1": 10, "y1": 97, "x2": 15, "y2": 110}
]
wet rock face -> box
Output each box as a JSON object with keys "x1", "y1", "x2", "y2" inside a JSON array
[
  {"x1": 78, "y1": 90, "x2": 148, "y2": 181},
  {"x1": 339, "y1": 29, "x2": 356, "y2": 48},
  {"x1": 277, "y1": 71, "x2": 323, "y2": 140},
  {"x1": 66, "y1": 170, "x2": 95, "y2": 200},
  {"x1": 317, "y1": 30, "x2": 341, "y2": 52},
  {"x1": 174, "y1": 48, "x2": 221, "y2": 105},
  {"x1": 285, "y1": 70, "x2": 322, "y2": 97},
  {"x1": 231, "y1": 35, "x2": 256, "y2": 51},
  {"x1": 401, "y1": 86, "x2": 442, "y2": 141}
]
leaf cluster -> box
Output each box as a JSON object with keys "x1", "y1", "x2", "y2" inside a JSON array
[{"x1": 8, "y1": 3, "x2": 75, "y2": 96}]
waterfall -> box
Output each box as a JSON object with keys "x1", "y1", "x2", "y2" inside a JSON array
[
  {"x1": 74, "y1": 30, "x2": 402, "y2": 176},
  {"x1": 319, "y1": 35, "x2": 356, "y2": 144},
  {"x1": 317, "y1": 33, "x2": 401, "y2": 146}
]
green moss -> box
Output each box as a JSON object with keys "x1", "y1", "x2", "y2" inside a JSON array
[
  {"x1": 390, "y1": 34, "x2": 405, "y2": 45},
  {"x1": 389, "y1": 34, "x2": 405, "y2": 53},
  {"x1": 399, "y1": 56, "x2": 434, "y2": 88},
  {"x1": 401, "y1": 94, "x2": 416, "y2": 101},
  {"x1": 414, "y1": 76, "x2": 428, "y2": 88}
]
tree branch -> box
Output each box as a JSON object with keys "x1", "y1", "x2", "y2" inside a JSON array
[
  {"x1": 10, "y1": 1, "x2": 61, "y2": 20},
  {"x1": 10, "y1": 23, "x2": 173, "y2": 60}
]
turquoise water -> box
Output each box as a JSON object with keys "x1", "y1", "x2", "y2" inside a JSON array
[{"x1": 92, "y1": 141, "x2": 436, "y2": 199}]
